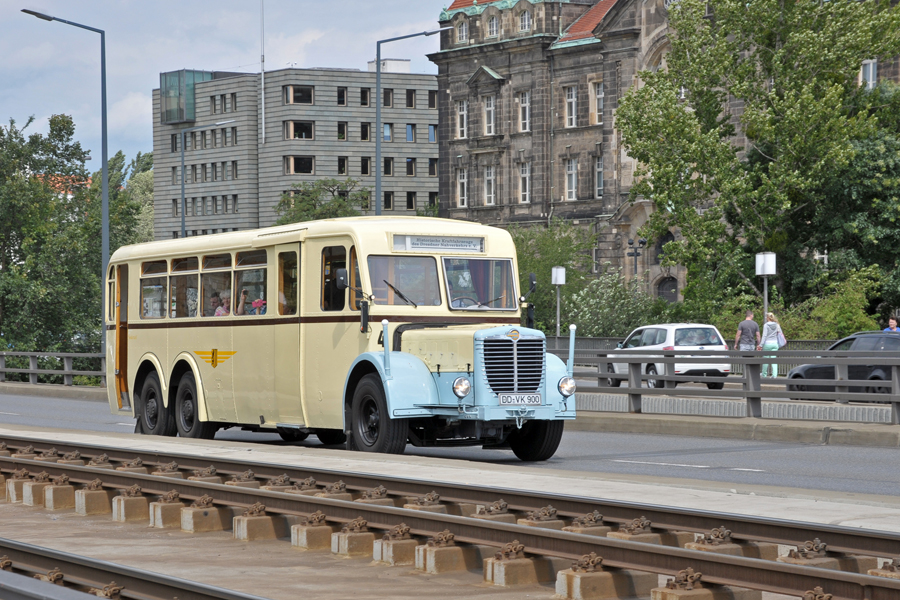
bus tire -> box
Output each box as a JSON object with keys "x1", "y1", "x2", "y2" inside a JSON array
[
  {"x1": 140, "y1": 372, "x2": 176, "y2": 436},
  {"x1": 277, "y1": 428, "x2": 309, "y2": 442},
  {"x1": 174, "y1": 373, "x2": 217, "y2": 440},
  {"x1": 351, "y1": 374, "x2": 407, "y2": 454},
  {"x1": 508, "y1": 420, "x2": 564, "y2": 462},
  {"x1": 314, "y1": 429, "x2": 347, "y2": 446}
]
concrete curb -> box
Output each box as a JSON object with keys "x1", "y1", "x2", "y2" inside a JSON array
[{"x1": 0, "y1": 382, "x2": 107, "y2": 402}]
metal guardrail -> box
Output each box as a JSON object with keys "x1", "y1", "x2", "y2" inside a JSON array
[
  {"x1": 0, "y1": 352, "x2": 105, "y2": 387},
  {"x1": 550, "y1": 348, "x2": 900, "y2": 425}
]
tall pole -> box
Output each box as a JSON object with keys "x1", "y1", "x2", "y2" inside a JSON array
[
  {"x1": 763, "y1": 276, "x2": 768, "y2": 321},
  {"x1": 260, "y1": 0, "x2": 266, "y2": 145},
  {"x1": 556, "y1": 286, "x2": 561, "y2": 338}
]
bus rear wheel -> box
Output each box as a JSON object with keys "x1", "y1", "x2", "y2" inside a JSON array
[
  {"x1": 508, "y1": 420, "x2": 564, "y2": 462},
  {"x1": 174, "y1": 373, "x2": 217, "y2": 439},
  {"x1": 314, "y1": 429, "x2": 347, "y2": 445},
  {"x1": 351, "y1": 374, "x2": 407, "y2": 454},
  {"x1": 277, "y1": 428, "x2": 309, "y2": 442},
  {"x1": 140, "y1": 372, "x2": 175, "y2": 436}
]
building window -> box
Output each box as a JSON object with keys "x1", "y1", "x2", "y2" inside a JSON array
[
  {"x1": 406, "y1": 89, "x2": 416, "y2": 108},
  {"x1": 406, "y1": 158, "x2": 416, "y2": 176},
  {"x1": 457, "y1": 100, "x2": 468, "y2": 139},
  {"x1": 361, "y1": 122, "x2": 371, "y2": 141},
  {"x1": 338, "y1": 122, "x2": 347, "y2": 141},
  {"x1": 286, "y1": 121, "x2": 314, "y2": 139},
  {"x1": 861, "y1": 59, "x2": 878, "y2": 90},
  {"x1": 383, "y1": 123, "x2": 393, "y2": 142},
  {"x1": 484, "y1": 165, "x2": 495, "y2": 205},
  {"x1": 190, "y1": 132, "x2": 197, "y2": 150},
  {"x1": 520, "y1": 162, "x2": 531, "y2": 204},
  {"x1": 190, "y1": 165, "x2": 197, "y2": 183},
  {"x1": 483, "y1": 95, "x2": 495, "y2": 135},
  {"x1": 594, "y1": 82, "x2": 604, "y2": 125},
  {"x1": 231, "y1": 93, "x2": 237, "y2": 110},
  {"x1": 384, "y1": 157, "x2": 393, "y2": 176},
  {"x1": 212, "y1": 163, "x2": 218, "y2": 181},
  {"x1": 566, "y1": 159, "x2": 577, "y2": 200},
  {"x1": 170, "y1": 134, "x2": 178, "y2": 153},
  {"x1": 595, "y1": 156, "x2": 603, "y2": 198},
  {"x1": 658, "y1": 277, "x2": 678, "y2": 303},
  {"x1": 233, "y1": 195, "x2": 239, "y2": 213},
  {"x1": 654, "y1": 231, "x2": 676, "y2": 264},
  {"x1": 225, "y1": 195, "x2": 232, "y2": 213},
  {"x1": 429, "y1": 192, "x2": 439, "y2": 207},
  {"x1": 212, "y1": 129, "x2": 219, "y2": 148},
  {"x1": 223, "y1": 128, "x2": 230, "y2": 146},
  {"x1": 457, "y1": 168, "x2": 468, "y2": 207},
  {"x1": 457, "y1": 20, "x2": 468, "y2": 43},
  {"x1": 384, "y1": 191, "x2": 394, "y2": 210},
  {"x1": 428, "y1": 124, "x2": 437, "y2": 143},
  {"x1": 406, "y1": 124, "x2": 416, "y2": 142},
  {"x1": 383, "y1": 88, "x2": 393, "y2": 107},
  {"x1": 232, "y1": 127, "x2": 237, "y2": 145},
  {"x1": 205, "y1": 197, "x2": 212, "y2": 214},
  {"x1": 519, "y1": 91, "x2": 531, "y2": 132},
  {"x1": 286, "y1": 156, "x2": 314, "y2": 174},
  {"x1": 361, "y1": 157, "x2": 371, "y2": 176},
  {"x1": 519, "y1": 10, "x2": 531, "y2": 32},
  {"x1": 487, "y1": 15, "x2": 498, "y2": 37},
  {"x1": 338, "y1": 156, "x2": 348, "y2": 175},
  {"x1": 210, "y1": 95, "x2": 218, "y2": 114},
  {"x1": 171, "y1": 166, "x2": 177, "y2": 185},
  {"x1": 284, "y1": 85, "x2": 314, "y2": 104},
  {"x1": 406, "y1": 191, "x2": 416, "y2": 210},
  {"x1": 429, "y1": 158, "x2": 438, "y2": 176},
  {"x1": 428, "y1": 90, "x2": 438, "y2": 109},
  {"x1": 232, "y1": 161, "x2": 238, "y2": 179},
  {"x1": 223, "y1": 93, "x2": 231, "y2": 112},
  {"x1": 361, "y1": 88, "x2": 370, "y2": 106},
  {"x1": 202, "y1": 164, "x2": 208, "y2": 182},
  {"x1": 565, "y1": 86, "x2": 577, "y2": 128},
  {"x1": 337, "y1": 87, "x2": 347, "y2": 106},
  {"x1": 172, "y1": 199, "x2": 179, "y2": 216}
]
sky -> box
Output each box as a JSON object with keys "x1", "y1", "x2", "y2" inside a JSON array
[{"x1": 0, "y1": 0, "x2": 449, "y2": 171}]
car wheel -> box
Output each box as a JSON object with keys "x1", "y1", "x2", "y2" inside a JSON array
[
  {"x1": 788, "y1": 375, "x2": 807, "y2": 401},
  {"x1": 314, "y1": 429, "x2": 347, "y2": 445},
  {"x1": 140, "y1": 372, "x2": 176, "y2": 436},
  {"x1": 174, "y1": 373, "x2": 217, "y2": 439},
  {"x1": 646, "y1": 365, "x2": 661, "y2": 389},
  {"x1": 606, "y1": 363, "x2": 621, "y2": 388},
  {"x1": 277, "y1": 428, "x2": 309, "y2": 442},
  {"x1": 351, "y1": 374, "x2": 407, "y2": 454},
  {"x1": 865, "y1": 379, "x2": 891, "y2": 403},
  {"x1": 706, "y1": 381, "x2": 725, "y2": 390},
  {"x1": 507, "y1": 420, "x2": 564, "y2": 462}
]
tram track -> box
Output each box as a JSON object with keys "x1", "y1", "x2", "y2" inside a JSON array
[{"x1": 0, "y1": 435, "x2": 898, "y2": 600}]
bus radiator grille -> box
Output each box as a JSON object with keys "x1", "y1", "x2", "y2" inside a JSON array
[{"x1": 480, "y1": 338, "x2": 545, "y2": 394}]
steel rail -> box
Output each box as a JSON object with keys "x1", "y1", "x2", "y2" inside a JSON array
[
  {"x1": 0, "y1": 435, "x2": 896, "y2": 558},
  {"x1": 1, "y1": 458, "x2": 899, "y2": 600},
  {"x1": 0, "y1": 536, "x2": 269, "y2": 600}
]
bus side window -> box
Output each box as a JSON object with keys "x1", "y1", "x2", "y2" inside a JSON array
[
  {"x1": 321, "y1": 246, "x2": 346, "y2": 311},
  {"x1": 141, "y1": 276, "x2": 167, "y2": 319},
  {"x1": 278, "y1": 252, "x2": 298, "y2": 315},
  {"x1": 349, "y1": 246, "x2": 361, "y2": 311}
]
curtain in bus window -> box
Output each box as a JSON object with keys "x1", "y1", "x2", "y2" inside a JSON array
[
  {"x1": 278, "y1": 252, "x2": 298, "y2": 315},
  {"x1": 321, "y1": 247, "x2": 346, "y2": 311},
  {"x1": 201, "y1": 272, "x2": 232, "y2": 316},
  {"x1": 235, "y1": 268, "x2": 267, "y2": 315},
  {"x1": 170, "y1": 275, "x2": 199, "y2": 318},
  {"x1": 141, "y1": 277, "x2": 167, "y2": 319},
  {"x1": 367, "y1": 256, "x2": 441, "y2": 306}
]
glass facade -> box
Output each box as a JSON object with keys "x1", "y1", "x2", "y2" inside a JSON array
[{"x1": 160, "y1": 70, "x2": 214, "y2": 124}]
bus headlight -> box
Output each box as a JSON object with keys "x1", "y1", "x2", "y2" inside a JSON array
[
  {"x1": 452, "y1": 377, "x2": 471, "y2": 398},
  {"x1": 558, "y1": 376, "x2": 576, "y2": 397}
]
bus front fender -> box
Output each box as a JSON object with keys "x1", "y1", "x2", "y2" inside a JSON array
[{"x1": 343, "y1": 352, "x2": 441, "y2": 423}]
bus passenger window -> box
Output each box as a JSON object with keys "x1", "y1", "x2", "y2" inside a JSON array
[
  {"x1": 321, "y1": 246, "x2": 346, "y2": 311},
  {"x1": 278, "y1": 252, "x2": 298, "y2": 315},
  {"x1": 141, "y1": 277, "x2": 167, "y2": 319},
  {"x1": 235, "y1": 267, "x2": 267, "y2": 315},
  {"x1": 170, "y1": 275, "x2": 199, "y2": 318},
  {"x1": 201, "y1": 272, "x2": 232, "y2": 316},
  {"x1": 349, "y1": 246, "x2": 361, "y2": 311}
]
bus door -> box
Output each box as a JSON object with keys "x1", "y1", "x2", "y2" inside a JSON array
[
  {"x1": 114, "y1": 264, "x2": 130, "y2": 410},
  {"x1": 273, "y1": 244, "x2": 304, "y2": 423}
]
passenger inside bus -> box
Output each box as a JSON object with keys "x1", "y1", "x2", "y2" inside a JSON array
[
  {"x1": 206, "y1": 291, "x2": 220, "y2": 316},
  {"x1": 215, "y1": 290, "x2": 231, "y2": 316}
]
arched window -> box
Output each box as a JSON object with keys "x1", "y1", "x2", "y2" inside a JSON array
[
  {"x1": 487, "y1": 16, "x2": 499, "y2": 38},
  {"x1": 654, "y1": 231, "x2": 675, "y2": 264},
  {"x1": 519, "y1": 10, "x2": 531, "y2": 32},
  {"x1": 457, "y1": 20, "x2": 469, "y2": 43},
  {"x1": 658, "y1": 277, "x2": 678, "y2": 303}
]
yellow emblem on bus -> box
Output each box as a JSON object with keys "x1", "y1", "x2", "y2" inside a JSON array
[
  {"x1": 507, "y1": 329, "x2": 520, "y2": 341},
  {"x1": 195, "y1": 349, "x2": 237, "y2": 368}
]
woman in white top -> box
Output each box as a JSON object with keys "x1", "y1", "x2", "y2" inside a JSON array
[{"x1": 760, "y1": 312, "x2": 784, "y2": 378}]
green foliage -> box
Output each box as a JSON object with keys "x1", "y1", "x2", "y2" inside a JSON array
[
  {"x1": 508, "y1": 219, "x2": 593, "y2": 333},
  {"x1": 567, "y1": 266, "x2": 672, "y2": 337},
  {"x1": 275, "y1": 178, "x2": 370, "y2": 224},
  {"x1": 415, "y1": 200, "x2": 440, "y2": 218}
]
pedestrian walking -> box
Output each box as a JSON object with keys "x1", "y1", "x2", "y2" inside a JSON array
[
  {"x1": 735, "y1": 310, "x2": 760, "y2": 352},
  {"x1": 760, "y1": 312, "x2": 785, "y2": 378}
]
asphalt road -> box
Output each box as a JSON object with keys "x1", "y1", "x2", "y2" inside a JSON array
[{"x1": 0, "y1": 392, "x2": 898, "y2": 497}]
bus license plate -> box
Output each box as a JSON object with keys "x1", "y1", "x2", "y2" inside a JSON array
[{"x1": 498, "y1": 394, "x2": 541, "y2": 405}]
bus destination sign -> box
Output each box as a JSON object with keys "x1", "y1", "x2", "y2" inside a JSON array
[{"x1": 393, "y1": 235, "x2": 485, "y2": 253}]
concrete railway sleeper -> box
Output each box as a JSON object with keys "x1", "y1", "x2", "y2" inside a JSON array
[
  {"x1": 0, "y1": 458, "x2": 898, "y2": 600},
  {"x1": 0, "y1": 535, "x2": 268, "y2": 600},
  {"x1": 0, "y1": 435, "x2": 896, "y2": 559}
]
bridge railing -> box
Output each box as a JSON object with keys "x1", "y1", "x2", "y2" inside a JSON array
[
  {"x1": 549, "y1": 348, "x2": 900, "y2": 425},
  {"x1": 0, "y1": 352, "x2": 106, "y2": 387}
]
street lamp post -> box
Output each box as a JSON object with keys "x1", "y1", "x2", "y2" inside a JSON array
[
  {"x1": 23, "y1": 8, "x2": 109, "y2": 350},
  {"x1": 756, "y1": 252, "x2": 776, "y2": 320},
  {"x1": 180, "y1": 120, "x2": 236, "y2": 238},
  {"x1": 626, "y1": 238, "x2": 647, "y2": 277},
  {"x1": 375, "y1": 27, "x2": 451, "y2": 215}
]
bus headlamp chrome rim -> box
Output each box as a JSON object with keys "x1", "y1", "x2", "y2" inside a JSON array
[
  {"x1": 452, "y1": 376, "x2": 472, "y2": 398},
  {"x1": 558, "y1": 376, "x2": 576, "y2": 397}
]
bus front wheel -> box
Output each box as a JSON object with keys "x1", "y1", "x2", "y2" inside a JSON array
[
  {"x1": 174, "y1": 373, "x2": 217, "y2": 439},
  {"x1": 140, "y1": 372, "x2": 176, "y2": 436},
  {"x1": 351, "y1": 374, "x2": 407, "y2": 454},
  {"x1": 508, "y1": 420, "x2": 564, "y2": 462}
]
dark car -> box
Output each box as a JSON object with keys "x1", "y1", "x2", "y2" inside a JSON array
[{"x1": 787, "y1": 331, "x2": 900, "y2": 398}]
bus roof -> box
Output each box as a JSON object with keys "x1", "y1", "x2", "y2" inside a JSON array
[{"x1": 110, "y1": 216, "x2": 513, "y2": 263}]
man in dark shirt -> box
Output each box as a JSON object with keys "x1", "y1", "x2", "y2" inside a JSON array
[{"x1": 735, "y1": 311, "x2": 760, "y2": 351}]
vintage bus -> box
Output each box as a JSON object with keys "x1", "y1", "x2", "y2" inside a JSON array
[{"x1": 105, "y1": 217, "x2": 576, "y2": 460}]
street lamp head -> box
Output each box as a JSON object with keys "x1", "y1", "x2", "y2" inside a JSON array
[
  {"x1": 627, "y1": 238, "x2": 634, "y2": 247},
  {"x1": 638, "y1": 238, "x2": 647, "y2": 248},
  {"x1": 22, "y1": 9, "x2": 54, "y2": 21},
  {"x1": 214, "y1": 119, "x2": 237, "y2": 126}
]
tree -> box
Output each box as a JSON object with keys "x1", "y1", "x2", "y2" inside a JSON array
[
  {"x1": 617, "y1": 0, "x2": 900, "y2": 307},
  {"x1": 275, "y1": 178, "x2": 371, "y2": 224},
  {"x1": 508, "y1": 219, "x2": 593, "y2": 334},
  {"x1": 567, "y1": 266, "x2": 671, "y2": 337}
]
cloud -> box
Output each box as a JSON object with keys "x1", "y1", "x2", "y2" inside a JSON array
[{"x1": 109, "y1": 92, "x2": 152, "y2": 141}]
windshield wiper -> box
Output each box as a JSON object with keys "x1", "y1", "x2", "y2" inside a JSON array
[
  {"x1": 477, "y1": 294, "x2": 505, "y2": 307},
  {"x1": 383, "y1": 280, "x2": 417, "y2": 307}
]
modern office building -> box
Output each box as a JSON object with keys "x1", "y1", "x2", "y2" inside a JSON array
[{"x1": 152, "y1": 66, "x2": 440, "y2": 240}]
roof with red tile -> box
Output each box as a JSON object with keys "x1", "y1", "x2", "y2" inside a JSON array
[
  {"x1": 556, "y1": 0, "x2": 618, "y2": 44},
  {"x1": 447, "y1": 0, "x2": 500, "y2": 9}
]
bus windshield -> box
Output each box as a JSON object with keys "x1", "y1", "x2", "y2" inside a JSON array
[
  {"x1": 368, "y1": 256, "x2": 442, "y2": 306},
  {"x1": 443, "y1": 257, "x2": 517, "y2": 310}
]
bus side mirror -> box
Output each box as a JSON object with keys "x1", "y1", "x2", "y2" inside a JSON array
[
  {"x1": 335, "y1": 268, "x2": 349, "y2": 291},
  {"x1": 529, "y1": 273, "x2": 537, "y2": 294},
  {"x1": 360, "y1": 301, "x2": 369, "y2": 333}
]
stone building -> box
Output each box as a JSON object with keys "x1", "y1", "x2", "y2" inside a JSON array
[{"x1": 152, "y1": 66, "x2": 439, "y2": 240}]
